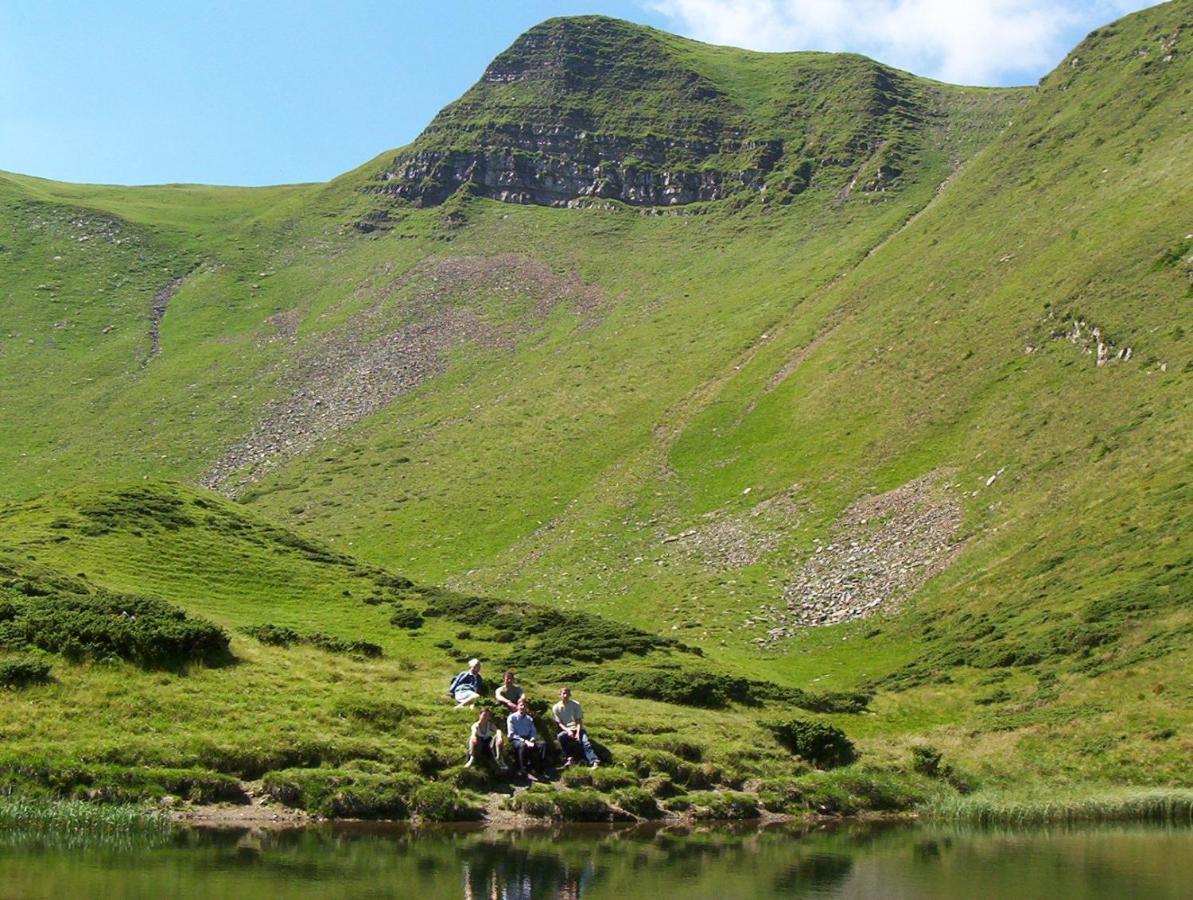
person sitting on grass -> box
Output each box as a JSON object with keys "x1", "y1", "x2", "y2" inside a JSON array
[
  {"x1": 447, "y1": 657, "x2": 485, "y2": 707},
  {"x1": 494, "y1": 670, "x2": 524, "y2": 712},
  {"x1": 552, "y1": 686, "x2": 599, "y2": 768},
  {"x1": 506, "y1": 697, "x2": 546, "y2": 778},
  {"x1": 466, "y1": 707, "x2": 506, "y2": 771}
]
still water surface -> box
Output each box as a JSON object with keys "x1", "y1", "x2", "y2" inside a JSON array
[{"x1": 0, "y1": 820, "x2": 1189, "y2": 899}]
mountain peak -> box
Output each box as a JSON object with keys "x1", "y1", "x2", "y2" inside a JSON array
[{"x1": 365, "y1": 17, "x2": 1022, "y2": 210}]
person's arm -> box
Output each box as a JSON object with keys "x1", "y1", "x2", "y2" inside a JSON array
[
  {"x1": 495, "y1": 686, "x2": 512, "y2": 709},
  {"x1": 448, "y1": 672, "x2": 463, "y2": 697}
]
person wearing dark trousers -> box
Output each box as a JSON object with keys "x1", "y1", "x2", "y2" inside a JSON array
[
  {"x1": 552, "y1": 686, "x2": 599, "y2": 768},
  {"x1": 506, "y1": 697, "x2": 546, "y2": 777}
]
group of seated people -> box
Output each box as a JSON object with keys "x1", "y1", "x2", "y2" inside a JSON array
[{"x1": 448, "y1": 659, "x2": 599, "y2": 777}]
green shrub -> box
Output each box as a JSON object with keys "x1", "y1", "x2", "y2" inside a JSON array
[
  {"x1": 241, "y1": 624, "x2": 301, "y2": 646},
  {"x1": 612, "y1": 786, "x2": 662, "y2": 819},
  {"x1": 307, "y1": 632, "x2": 382, "y2": 658},
  {"x1": 243, "y1": 625, "x2": 381, "y2": 658},
  {"x1": 749, "y1": 681, "x2": 873, "y2": 713},
  {"x1": 686, "y1": 791, "x2": 759, "y2": 820},
  {"x1": 1, "y1": 590, "x2": 229, "y2": 667},
  {"x1": 411, "y1": 782, "x2": 480, "y2": 821},
  {"x1": 415, "y1": 590, "x2": 687, "y2": 667},
  {"x1": 389, "y1": 607, "x2": 424, "y2": 630},
  {"x1": 586, "y1": 668, "x2": 747, "y2": 708},
  {"x1": 765, "y1": 719, "x2": 856, "y2": 769},
  {"x1": 911, "y1": 746, "x2": 944, "y2": 777},
  {"x1": 0, "y1": 656, "x2": 51, "y2": 688},
  {"x1": 262, "y1": 768, "x2": 415, "y2": 818}
]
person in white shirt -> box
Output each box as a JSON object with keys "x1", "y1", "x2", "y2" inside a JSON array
[{"x1": 552, "y1": 686, "x2": 599, "y2": 768}]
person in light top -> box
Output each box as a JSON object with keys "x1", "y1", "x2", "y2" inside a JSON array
[
  {"x1": 552, "y1": 686, "x2": 599, "y2": 768},
  {"x1": 466, "y1": 707, "x2": 506, "y2": 771},
  {"x1": 447, "y1": 658, "x2": 485, "y2": 707}
]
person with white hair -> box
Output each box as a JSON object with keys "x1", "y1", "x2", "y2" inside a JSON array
[{"x1": 447, "y1": 657, "x2": 485, "y2": 707}]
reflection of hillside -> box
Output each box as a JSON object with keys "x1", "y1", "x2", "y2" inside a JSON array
[{"x1": 0, "y1": 822, "x2": 1189, "y2": 897}]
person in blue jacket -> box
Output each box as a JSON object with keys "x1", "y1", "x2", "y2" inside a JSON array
[{"x1": 447, "y1": 657, "x2": 485, "y2": 707}]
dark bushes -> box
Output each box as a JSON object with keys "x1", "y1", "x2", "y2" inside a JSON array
[
  {"x1": 389, "y1": 607, "x2": 424, "y2": 630},
  {"x1": 0, "y1": 656, "x2": 51, "y2": 688},
  {"x1": 765, "y1": 719, "x2": 856, "y2": 769},
  {"x1": 0, "y1": 590, "x2": 229, "y2": 667},
  {"x1": 242, "y1": 625, "x2": 381, "y2": 658},
  {"x1": 586, "y1": 668, "x2": 749, "y2": 708},
  {"x1": 418, "y1": 590, "x2": 687, "y2": 665}
]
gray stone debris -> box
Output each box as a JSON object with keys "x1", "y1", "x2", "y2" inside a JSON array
[{"x1": 761, "y1": 471, "x2": 963, "y2": 644}]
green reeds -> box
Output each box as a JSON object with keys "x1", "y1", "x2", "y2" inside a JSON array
[{"x1": 927, "y1": 789, "x2": 1193, "y2": 825}]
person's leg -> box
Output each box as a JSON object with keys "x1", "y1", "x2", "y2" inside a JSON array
[
  {"x1": 558, "y1": 730, "x2": 578, "y2": 763},
  {"x1": 493, "y1": 732, "x2": 507, "y2": 769},
  {"x1": 513, "y1": 739, "x2": 528, "y2": 772},
  {"x1": 466, "y1": 734, "x2": 478, "y2": 766},
  {"x1": 579, "y1": 730, "x2": 598, "y2": 766},
  {"x1": 455, "y1": 689, "x2": 479, "y2": 707}
]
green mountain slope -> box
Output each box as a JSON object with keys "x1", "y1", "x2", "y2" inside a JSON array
[{"x1": 0, "y1": 2, "x2": 1190, "y2": 816}]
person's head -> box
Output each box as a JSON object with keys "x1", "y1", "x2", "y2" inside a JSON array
[
  {"x1": 478, "y1": 708, "x2": 491, "y2": 726},
  {"x1": 503, "y1": 670, "x2": 515, "y2": 686},
  {"x1": 468, "y1": 657, "x2": 480, "y2": 674},
  {"x1": 517, "y1": 697, "x2": 530, "y2": 715},
  {"x1": 559, "y1": 686, "x2": 572, "y2": 702}
]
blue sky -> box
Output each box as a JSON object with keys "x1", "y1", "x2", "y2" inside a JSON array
[{"x1": 0, "y1": 0, "x2": 1158, "y2": 186}]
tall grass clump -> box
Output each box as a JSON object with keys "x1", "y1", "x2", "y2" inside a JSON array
[
  {"x1": 929, "y1": 788, "x2": 1193, "y2": 825},
  {"x1": 0, "y1": 798, "x2": 171, "y2": 835}
]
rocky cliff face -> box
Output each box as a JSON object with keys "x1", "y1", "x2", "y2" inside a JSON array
[
  {"x1": 375, "y1": 131, "x2": 784, "y2": 208},
  {"x1": 365, "y1": 17, "x2": 1008, "y2": 209}
]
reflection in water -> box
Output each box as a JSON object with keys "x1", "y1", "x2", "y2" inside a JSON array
[{"x1": 0, "y1": 819, "x2": 1190, "y2": 898}]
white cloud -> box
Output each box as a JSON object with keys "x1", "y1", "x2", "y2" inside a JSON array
[{"x1": 645, "y1": 1, "x2": 1159, "y2": 85}]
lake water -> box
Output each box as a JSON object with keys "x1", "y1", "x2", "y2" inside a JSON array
[{"x1": 0, "y1": 820, "x2": 1190, "y2": 899}]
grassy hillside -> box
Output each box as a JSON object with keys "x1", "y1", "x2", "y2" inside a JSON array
[{"x1": 0, "y1": 2, "x2": 1190, "y2": 819}]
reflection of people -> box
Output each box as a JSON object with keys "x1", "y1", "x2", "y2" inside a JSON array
[
  {"x1": 495, "y1": 670, "x2": 524, "y2": 711},
  {"x1": 467, "y1": 708, "x2": 506, "y2": 771},
  {"x1": 553, "y1": 687, "x2": 598, "y2": 768},
  {"x1": 448, "y1": 658, "x2": 485, "y2": 707},
  {"x1": 507, "y1": 697, "x2": 546, "y2": 776}
]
